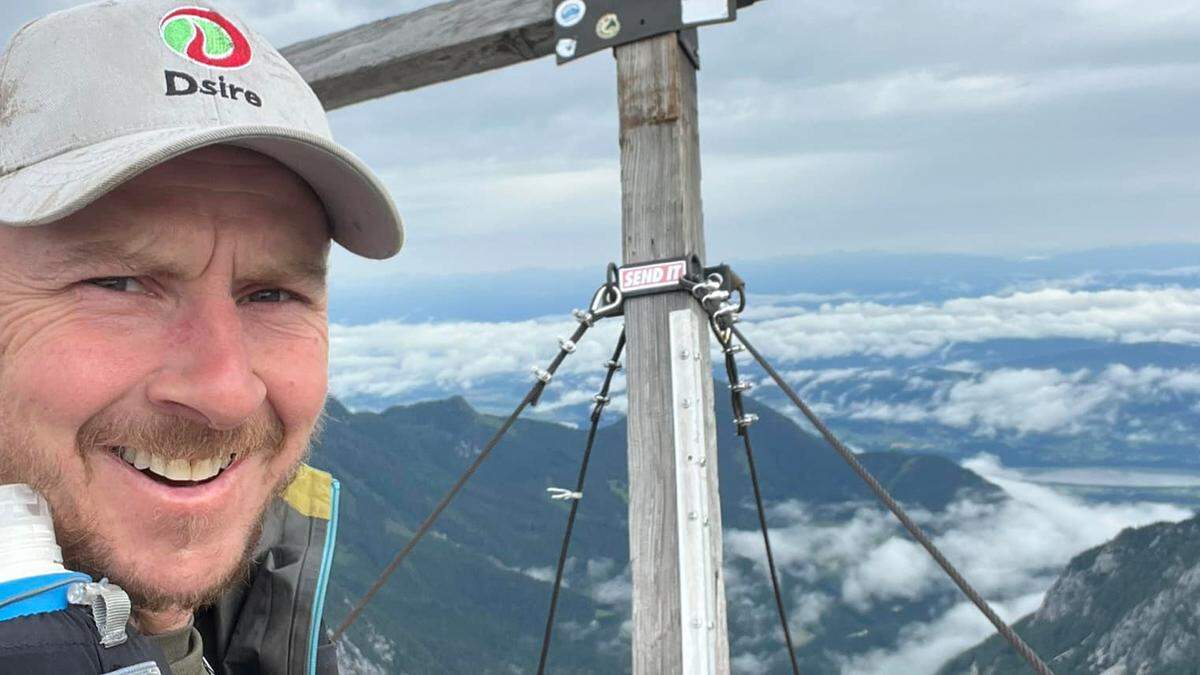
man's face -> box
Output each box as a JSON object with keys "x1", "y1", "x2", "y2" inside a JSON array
[{"x1": 0, "y1": 146, "x2": 331, "y2": 615}]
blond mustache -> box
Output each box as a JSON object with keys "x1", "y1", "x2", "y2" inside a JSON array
[{"x1": 76, "y1": 410, "x2": 285, "y2": 462}]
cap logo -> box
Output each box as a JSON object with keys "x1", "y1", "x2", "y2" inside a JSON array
[{"x1": 160, "y1": 7, "x2": 252, "y2": 69}]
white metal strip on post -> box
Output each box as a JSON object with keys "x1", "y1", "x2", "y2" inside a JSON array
[{"x1": 669, "y1": 309, "x2": 718, "y2": 675}]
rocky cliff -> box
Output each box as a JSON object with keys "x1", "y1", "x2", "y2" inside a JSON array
[{"x1": 941, "y1": 513, "x2": 1200, "y2": 674}]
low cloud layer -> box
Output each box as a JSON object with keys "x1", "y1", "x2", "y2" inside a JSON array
[
  {"x1": 328, "y1": 286, "x2": 1200, "y2": 442},
  {"x1": 722, "y1": 454, "x2": 1191, "y2": 673},
  {"x1": 744, "y1": 287, "x2": 1200, "y2": 361},
  {"x1": 835, "y1": 364, "x2": 1200, "y2": 437}
]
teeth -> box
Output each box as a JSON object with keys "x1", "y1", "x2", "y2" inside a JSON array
[
  {"x1": 190, "y1": 458, "x2": 216, "y2": 481},
  {"x1": 115, "y1": 447, "x2": 233, "y2": 483},
  {"x1": 164, "y1": 459, "x2": 190, "y2": 481}
]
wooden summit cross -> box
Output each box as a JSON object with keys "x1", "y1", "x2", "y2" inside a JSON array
[{"x1": 283, "y1": 2, "x2": 765, "y2": 672}]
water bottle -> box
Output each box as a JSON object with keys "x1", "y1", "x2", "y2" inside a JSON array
[
  {"x1": 0, "y1": 483, "x2": 89, "y2": 619},
  {"x1": 0, "y1": 483, "x2": 170, "y2": 674}
]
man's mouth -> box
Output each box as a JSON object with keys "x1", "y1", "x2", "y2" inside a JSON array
[{"x1": 109, "y1": 446, "x2": 237, "y2": 487}]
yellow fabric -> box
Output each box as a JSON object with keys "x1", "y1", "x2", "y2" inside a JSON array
[{"x1": 282, "y1": 464, "x2": 334, "y2": 520}]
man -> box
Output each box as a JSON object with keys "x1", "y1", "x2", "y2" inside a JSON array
[{"x1": 0, "y1": 1, "x2": 403, "y2": 673}]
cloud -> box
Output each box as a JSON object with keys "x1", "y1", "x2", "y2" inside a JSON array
[
  {"x1": 723, "y1": 454, "x2": 1192, "y2": 672},
  {"x1": 329, "y1": 317, "x2": 624, "y2": 402},
  {"x1": 839, "y1": 593, "x2": 1046, "y2": 675},
  {"x1": 522, "y1": 566, "x2": 556, "y2": 584},
  {"x1": 710, "y1": 63, "x2": 1200, "y2": 124},
  {"x1": 830, "y1": 364, "x2": 1200, "y2": 437},
  {"x1": 744, "y1": 287, "x2": 1200, "y2": 361},
  {"x1": 841, "y1": 537, "x2": 939, "y2": 609},
  {"x1": 1016, "y1": 466, "x2": 1200, "y2": 488},
  {"x1": 324, "y1": 279, "x2": 1200, "y2": 452},
  {"x1": 933, "y1": 368, "x2": 1112, "y2": 435}
]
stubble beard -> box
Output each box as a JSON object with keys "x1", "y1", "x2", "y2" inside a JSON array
[{"x1": 0, "y1": 399, "x2": 315, "y2": 615}]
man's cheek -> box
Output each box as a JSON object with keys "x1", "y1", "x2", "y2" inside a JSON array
[
  {"x1": 255, "y1": 334, "x2": 328, "y2": 430},
  {"x1": 9, "y1": 341, "x2": 154, "y2": 433}
]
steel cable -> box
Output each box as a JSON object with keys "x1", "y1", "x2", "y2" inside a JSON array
[
  {"x1": 331, "y1": 319, "x2": 595, "y2": 641},
  {"x1": 536, "y1": 331, "x2": 626, "y2": 674},
  {"x1": 729, "y1": 325, "x2": 1055, "y2": 675},
  {"x1": 720, "y1": 344, "x2": 802, "y2": 675}
]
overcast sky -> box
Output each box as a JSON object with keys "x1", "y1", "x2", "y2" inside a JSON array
[{"x1": 3, "y1": 0, "x2": 1199, "y2": 283}]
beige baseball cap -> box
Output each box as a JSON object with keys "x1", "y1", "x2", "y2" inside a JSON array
[{"x1": 0, "y1": 0, "x2": 403, "y2": 259}]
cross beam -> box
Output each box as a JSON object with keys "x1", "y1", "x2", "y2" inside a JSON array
[
  {"x1": 281, "y1": 0, "x2": 555, "y2": 110},
  {"x1": 281, "y1": 0, "x2": 764, "y2": 109}
]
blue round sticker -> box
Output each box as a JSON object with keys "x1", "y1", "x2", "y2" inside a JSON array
[{"x1": 555, "y1": 0, "x2": 586, "y2": 28}]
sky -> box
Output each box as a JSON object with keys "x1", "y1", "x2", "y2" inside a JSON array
[{"x1": 3, "y1": 0, "x2": 1200, "y2": 283}]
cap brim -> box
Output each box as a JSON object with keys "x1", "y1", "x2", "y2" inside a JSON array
[{"x1": 0, "y1": 125, "x2": 403, "y2": 259}]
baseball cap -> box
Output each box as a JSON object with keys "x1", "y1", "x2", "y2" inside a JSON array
[{"x1": 0, "y1": 0, "x2": 403, "y2": 259}]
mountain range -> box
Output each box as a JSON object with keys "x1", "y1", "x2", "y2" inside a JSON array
[{"x1": 308, "y1": 393, "x2": 1003, "y2": 673}]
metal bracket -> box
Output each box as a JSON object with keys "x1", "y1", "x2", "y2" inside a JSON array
[
  {"x1": 553, "y1": 0, "x2": 736, "y2": 65},
  {"x1": 678, "y1": 28, "x2": 700, "y2": 70}
]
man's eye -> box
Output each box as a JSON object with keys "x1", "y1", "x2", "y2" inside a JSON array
[
  {"x1": 242, "y1": 289, "x2": 294, "y2": 304},
  {"x1": 88, "y1": 277, "x2": 148, "y2": 294}
]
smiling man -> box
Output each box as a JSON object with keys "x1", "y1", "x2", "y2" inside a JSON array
[{"x1": 0, "y1": 1, "x2": 402, "y2": 674}]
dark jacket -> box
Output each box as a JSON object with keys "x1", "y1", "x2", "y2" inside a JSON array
[{"x1": 196, "y1": 465, "x2": 341, "y2": 675}]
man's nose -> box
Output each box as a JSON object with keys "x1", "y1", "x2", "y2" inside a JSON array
[{"x1": 146, "y1": 296, "x2": 267, "y2": 430}]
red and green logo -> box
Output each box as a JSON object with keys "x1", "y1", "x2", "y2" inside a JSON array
[{"x1": 160, "y1": 7, "x2": 252, "y2": 69}]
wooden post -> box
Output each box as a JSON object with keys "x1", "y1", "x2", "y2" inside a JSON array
[{"x1": 617, "y1": 33, "x2": 730, "y2": 674}]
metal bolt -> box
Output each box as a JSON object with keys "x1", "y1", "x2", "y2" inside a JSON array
[{"x1": 679, "y1": 349, "x2": 690, "y2": 360}]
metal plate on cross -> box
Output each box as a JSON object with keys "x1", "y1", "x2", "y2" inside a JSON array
[{"x1": 553, "y1": 0, "x2": 738, "y2": 65}]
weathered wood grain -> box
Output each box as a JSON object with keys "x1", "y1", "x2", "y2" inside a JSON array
[
  {"x1": 280, "y1": 0, "x2": 555, "y2": 110},
  {"x1": 618, "y1": 32, "x2": 731, "y2": 675}
]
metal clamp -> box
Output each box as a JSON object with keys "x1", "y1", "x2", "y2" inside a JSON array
[
  {"x1": 734, "y1": 413, "x2": 759, "y2": 428},
  {"x1": 532, "y1": 367, "x2": 553, "y2": 384},
  {"x1": 690, "y1": 275, "x2": 722, "y2": 299},
  {"x1": 547, "y1": 487, "x2": 582, "y2": 501},
  {"x1": 730, "y1": 381, "x2": 753, "y2": 393},
  {"x1": 700, "y1": 289, "x2": 731, "y2": 306},
  {"x1": 558, "y1": 338, "x2": 577, "y2": 353},
  {"x1": 712, "y1": 302, "x2": 739, "y2": 321},
  {"x1": 572, "y1": 308, "x2": 594, "y2": 326}
]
